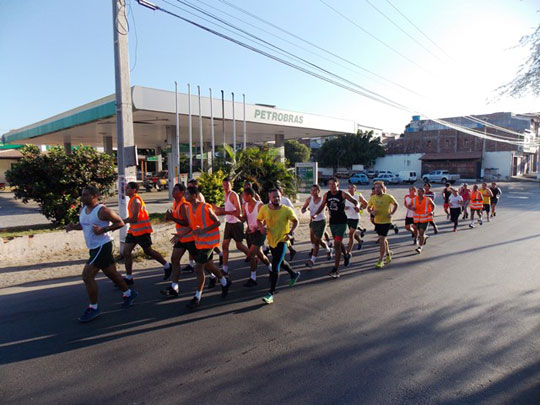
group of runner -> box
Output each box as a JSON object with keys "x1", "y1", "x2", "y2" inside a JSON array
[{"x1": 68, "y1": 177, "x2": 502, "y2": 322}]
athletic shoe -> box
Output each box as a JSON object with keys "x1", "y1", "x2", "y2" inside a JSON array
[
  {"x1": 207, "y1": 277, "x2": 217, "y2": 289},
  {"x1": 289, "y1": 247, "x2": 297, "y2": 261},
  {"x1": 289, "y1": 272, "x2": 300, "y2": 286},
  {"x1": 394, "y1": 225, "x2": 399, "y2": 235},
  {"x1": 469, "y1": 223, "x2": 475, "y2": 228},
  {"x1": 329, "y1": 267, "x2": 340, "y2": 279},
  {"x1": 123, "y1": 277, "x2": 134, "y2": 286},
  {"x1": 433, "y1": 226, "x2": 439, "y2": 234},
  {"x1": 327, "y1": 248, "x2": 334, "y2": 260},
  {"x1": 78, "y1": 306, "x2": 101, "y2": 323},
  {"x1": 357, "y1": 241, "x2": 363, "y2": 251},
  {"x1": 160, "y1": 285, "x2": 179, "y2": 297},
  {"x1": 423, "y1": 236, "x2": 429, "y2": 246},
  {"x1": 221, "y1": 278, "x2": 232, "y2": 298},
  {"x1": 186, "y1": 297, "x2": 200, "y2": 310},
  {"x1": 385, "y1": 251, "x2": 393, "y2": 264},
  {"x1": 375, "y1": 260, "x2": 384, "y2": 269},
  {"x1": 163, "y1": 264, "x2": 172, "y2": 280},
  {"x1": 243, "y1": 278, "x2": 257, "y2": 287},
  {"x1": 305, "y1": 259, "x2": 314, "y2": 268},
  {"x1": 262, "y1": 293, "x2": 274, "y2": 304},
  {"x1": 121, "y1": 290, "x2": 138, "y2": 308},
  {"x1": 344, "y1": 253, "x2": 350, "y2": 267},
  {"x1": 453, "y1": 228, "x2": 457, "y2": 232},
  {"x1": 416, "y1": 246, "x2": 422, "y2": 254},
  {"x1": 360, "y1": 228, "x2": 366, "y2": 238},
  {"x1": 182, "y1": 264, "x2": 194, "y2": 273},
  {"x1": 479, "y1": 219, "x2": 483, "y2": 225}
]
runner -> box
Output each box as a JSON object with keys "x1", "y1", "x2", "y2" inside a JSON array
[
  {"x1": 122, "y1": 182, "x2": 170, "y2": 285},
  {"x1": 442, "y1": 183, "x2": 452, "y2": 220},
  {"x1": 423, "y1": 183, "x2": 439, "y2": 234},
  {"x1": 407, "y1": 187, "x2": 435, "y2": 254},
  {"x1": 257, "y1": 188, "x2": 301, "y2": 304},
  {"x1": 161, "y1": 183, "x2": 196, "y2": 297},
  {"x1": 278, "y1": 186, "x2": 298, "y2": 261},
  {"x1": 241, "y1": 187, "x2": 272, "y2": 287},
  {"x1": 312, "y1": 177, "x2": 359, "y2": 278},
  {"x1": 459, "y1": 183, "x2": 471, "y2": 220},
  {"x1": 214, "y1": 177, "x2": 249, "y2": 276},
  {"x1": 448, "y1": 188, "x2": 463, "y2": 232},
  {"x1": 481, "y1": 183, "x2": 494, "y2": 222},
  {"x1": 403, "y1": 186, "x2": 418, "y2": 245},
  {"x1": 489, "y1": 182, "x2": 502, "y2": 217},
  {"x1": 178, "y1": 186, "x2": 231, "y2": 309},
  {"x1": 345, "y1": 183, "x2": 368, "y2": 255},
  {"x1": 469, "y1": 184, "x2": 484, "y2": 228},
  {"x1": 301, "y1": 184, "x2": 331, "y2": 268},
  {"x1": 66, "y1": 185, "x2": 136, "y2": 322},
  {"x1": 367, "y1": 181, "x2": 398, "y2": 268}
]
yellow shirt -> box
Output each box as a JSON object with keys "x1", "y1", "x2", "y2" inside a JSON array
[
  {"x1": 368, "y1": 194, "x2": 398, "y2": 224},
  {"x1": 257, "y1": 204, "x2": 297, "y2": 248},
  {"x1": 481, "y1": 189, "x2": 491, "y2": 204}
]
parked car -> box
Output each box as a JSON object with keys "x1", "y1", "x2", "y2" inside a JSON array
[
  {"x1": 348, "y1": 173, "x2": 370, "y2": 185},
  {"x1": 373, "y1": 173, "x2": 399, "y2": 184},
  {"x1": 335, "y1": 170, "x2": 351, "y2": 179},
  {"x1": 143, "y1": 170, "x2": 169, "y2": 191},
  {"x1": 398, "y1": 171, "x2": 417, "y2": 184},
  {"x1": 422, "y1": 170, "x2": 460, "y2": 184},
  {"x1": 366, "y1": 170, "x2": 377, "y2": 178},
  {"x1": 377, "y1": 170, "x2": 395, "y2": 176}
]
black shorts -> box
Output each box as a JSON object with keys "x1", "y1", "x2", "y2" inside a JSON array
[
  {"x1": 246, "y1": 230, "x2": 266, "y2": 247},
  {"x1": 483, "y1": 204, "x2": 490, "y2": 213},
  {"x1": 405, "y1": 217, "x2": 414, "y2": 226},
  {"x1": 491, "y1": 198, "x2": 498, "y2": 206},
  {"x1": 87, "y1": 241, "x2": 115, "y2": 269},
  {"x1": 223, "y1": 222, "x2": 244, "y2": 242},
  {"x1": 414, "y1": 222, "x2": 428, "y2": 231},
  {"x1": 125, "y1": 232, "x2": 152, "y2": 249},
  {"x1": 194, "y1": 248, "x2": 214, "y2": 264},
  {"x1": 173, "y1": 240, "x2": 196, "y2": 254},
  {"x1": 374, "y1": 223, "x2": 391, "y2": 237}
]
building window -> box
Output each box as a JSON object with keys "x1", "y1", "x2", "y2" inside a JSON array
[{"x1": 445, "y1": 139, "x2": 450, "y2": 147}]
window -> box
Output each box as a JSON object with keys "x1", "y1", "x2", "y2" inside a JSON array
[{"x1": 445, "y1": 139, "x2": 450, "y2": 147}]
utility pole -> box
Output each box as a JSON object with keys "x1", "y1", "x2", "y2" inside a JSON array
[{"x1": 113, "y1": 0, "x2": 136, "y2": 248}]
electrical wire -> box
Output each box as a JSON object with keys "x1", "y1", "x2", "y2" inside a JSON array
[{"x1": 128, "y1": 0, "x2": 139, "y2": 72}]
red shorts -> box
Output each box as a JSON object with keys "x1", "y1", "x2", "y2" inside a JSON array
[{"x1": 444, "y1": 203, "x2": 449, "y2": 210}]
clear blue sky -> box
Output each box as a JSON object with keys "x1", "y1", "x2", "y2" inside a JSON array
[{"x1": 1, "y1": 0, "x2": 538, "y2": 135}]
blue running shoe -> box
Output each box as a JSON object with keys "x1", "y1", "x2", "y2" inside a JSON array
[
  {"x1": 79, "y1": 306, "x2": 101, "y2": 323},
  {"x1": 121, "y1": 290, "x2": 138, "y2": 308}
]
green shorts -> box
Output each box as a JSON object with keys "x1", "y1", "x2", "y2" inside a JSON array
[
  {"x1": 194, "y1": 248, "x2": 214, "y2": 264},
  {"x1": 310, "y1": 219, "x2": 326, "y2": 239},
  {"x1": 329, "y1": 223, "x2": 347, "y2": 240},
  {"x1": 125, "y1": 232, "x2": 152, "y2": 249},
  {"x1": 246, "y1": 230, "x2": 266, "y2": 247},
  {"x1": 87, "y1": 241, "x2": 115, "y2": 269},
  {"x1": 346, "y1": 218, "x2": 359, "y2": 230}
]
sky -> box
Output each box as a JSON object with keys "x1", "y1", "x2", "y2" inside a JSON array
[{"x1": 1, "y1": 0, "x2": 539, "y2": 135}]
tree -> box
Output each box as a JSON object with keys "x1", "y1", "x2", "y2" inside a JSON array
[
  {"x1": 497, "y1": 24, "x2": 540, "y2": 97},
  {"x1": 6, "y1": 145, "x2": 117, "y2": 225},
  {"x1": 315, "y1": 130, "x2": 385, "y2": 169},
  {"x1": 284, "y1": 139, "x2": 310, "y2": 166}
]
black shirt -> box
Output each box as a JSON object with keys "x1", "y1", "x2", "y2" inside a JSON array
[
  {"x1": 326, "y1": 190, "x2": 347, "y2": 224},
  {"x1": 443, "y1": 188, "x2": 451, "y2": 204}
]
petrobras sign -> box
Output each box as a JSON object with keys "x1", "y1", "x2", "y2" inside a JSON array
[{"x1": 254, "y1": 108, "x2": 304, "y2": 124}]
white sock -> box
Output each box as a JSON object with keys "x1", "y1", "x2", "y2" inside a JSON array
[
  {"x1": 325, "y1": 246, "x2": 331, "y2": 253},
  {"x1": 123, "y1": 289, "x2": 132, "y2": 297},
  {"x1": 89, "y1": 303, "x2": 98, "y2": 310},
  {"x1": 209, "y1": 273, "x2": 216, "y2": 279},
  {"x1": 267, "y1": 264, "x2": 272, "y2": 271},
  {"x1": 189, "y1": 259, "x2": 194, "y2": 266},
  {"x1": 124, "y1": 275, "x2": 133, "y2": 280},
  {"x1": 195, "y1": 291, "x2": 201, "y2": 300},
  {"x1": 220, "y1": 277, "x2": 227, "y2": 287},
  {"x1": 171, "y1": 282, "x2": 179, "y2": 291},
  {"x1": 311, "y1": 256, "x2": 317, "y2": 263},
  {"x1": 222, "y1": 265, "x2": 228, "y2": 273},
  {"x1": 250, "y1": 271, "x2": 257, "y2": 280}
]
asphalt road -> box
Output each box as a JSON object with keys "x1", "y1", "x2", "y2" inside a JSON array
[{"x1": 1, "y1": 182, "x2": 539, "y2": 404}]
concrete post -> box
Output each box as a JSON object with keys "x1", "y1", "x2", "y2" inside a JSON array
[
  {"x1": 275, "y1": 133, "x2": 285, "y2": 162},
  {"x1": 103, "y1": 136, "x2": 113, "y2": 155},
  {"x1": 166, "y1": 125, "x2": 178, "y2": 200},
  {"x1": 63, "y1": 141, "x2": 72, "y2": 154},
  {"x1": 155, "y1": 146, "x2": 163, "y2": 172}
]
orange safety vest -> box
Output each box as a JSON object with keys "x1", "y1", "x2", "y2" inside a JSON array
[
  {"x1": 413, "y1": 196, "x2": 434, "y2": 223},
  {"x1": 470, "y1": 191, "x2": 483, "y2": 210},
  {"x1": 127, "y1": 194, "x2": 153, "y2": 235},
  {"x1": 173, "y1": 197, "x2": 194, "y2": 243},
  {"x1": 187, "y1": 202, "x2": 220, "y2": 250}
]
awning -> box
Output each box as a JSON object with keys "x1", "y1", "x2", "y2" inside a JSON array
[{"x1": 420, "y1": 152, "x2": 482, "y2": 160}]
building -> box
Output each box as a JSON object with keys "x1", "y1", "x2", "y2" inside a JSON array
[
  {"x1": 0, "y1": 148, "x2": 23, "y2": 184},
  {"x1": 382, "y1": 112, "x2": 540, "y2": 179}
]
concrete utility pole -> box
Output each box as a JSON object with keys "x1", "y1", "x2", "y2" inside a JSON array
[{"x1": 113, "y1": 0, "x2": 136, "y2": 246}]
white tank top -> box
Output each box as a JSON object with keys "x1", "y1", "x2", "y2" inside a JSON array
[
  {"x1": 244, "y1": 201, "x2": 261, "y2": 231},
  {"x1": 79, "y1": 204, "x2": 113, "y2": 249},
  {"x1": 345, "y1": 197, "x2": 360, "y2": 220},
  {"x1": 309, "y1": 196, "x2": 325, "y2": 222},
  {"x1": 404, "y1": 195, "x2": 415, "y2": 218},
  {"x1": 225, "y1": 191, "x2": 240, "y2": 223}
]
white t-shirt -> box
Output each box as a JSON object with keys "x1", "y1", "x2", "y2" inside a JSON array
[
  {"x1": 280, "y1": 196, "x2": 294, "y2": 209},
  {"x1": 345, "y1": 193, "x2": 364, "y2": 220},
  {"x1": 448, "y1": 194, "x2": 463, "y2": 209},
  {"x1": 404, "y1": 195, "x2": 415, "y2": 218},
  {"x1": 308, "y1": 196, "x2": 325, "y2": 222}
]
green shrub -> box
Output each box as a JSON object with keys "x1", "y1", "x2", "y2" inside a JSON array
[{"x1": 196, "y1": 169, "x2": 225, "y2": 205}]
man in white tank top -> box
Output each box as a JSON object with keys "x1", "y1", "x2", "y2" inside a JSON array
[
  {"x1": 404, "y1": 186, "x2": 418, "y2": 245},
  {"x1": 66, "y1": 185, "x2": 136, "y2": 322},
  {"x1": 301, "y1": 184, "x2": 331, "y2": 267},
  {"x1": 213, "y1": 177, "x2": 249, "y2": 276}
]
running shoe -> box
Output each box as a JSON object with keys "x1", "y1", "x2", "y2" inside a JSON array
[
  {"x1": 160, "y1": 285, "x2": 179, "y2": 297},
  {"x1": 289, "y1": 247, "x2": 297, "y2": 261},
  {"x1": 78, "y1": 306, "x2": 101, "y2": 323},
  {"x1": 329, "y1": 267, "x2": 340, "y2": 279},
  {"x1": 327, "y1": 248, "x2": 334, "y2": 260},
  {"x1": 207, "y1": 277, "x2": 217, "y2": 289},
  {"x1": 479, "y1": 219, "x2": 483, "y2": 225},
  {"x1": 433, "y1": 226, "x2": 439, "y2": 234},
  {"x1": 360, "y1": 228, "x2": 366, "y2": 238},
  {"x1": 423, "y1": 235, "x2": 429, "y2": 246},
  {"x1": 186, "y1": 297, "x2": 200, "y2": 310},
  {"x1": 357, "y1": 241, "x2": 363, "y2": 251},
  {"x1": 469, "y1": 223, "x2": 475, "y2": 228},
  {"x1": 262, "y1": 293, "x2": 274, "y2": 304},
  {"x1": 305, "y1": 259, "x2": 314, "y2": 268},
  {"x1": 243, "y1": 278, "x2": 257, "y2": 287},
  {"x1": 221, "y1": 278, "x2": 232, "y2": 298},
  {"x1": 453, "y1": 228, "x2": 457, "y2": 232},
  {"x1": 182, "y1": 264, "x2": 194, "y2": 273},
  {"x1": 121, "y1": 290, "x2": 138, "y2": 309},
  {"x1": 344, "y1": 253, "x2": 350, "y2": 267},
  {"x1": 393, "y1": 225, "x2": 399, "y2": 235},
  {"x1": 289, "y1": 272, "x2": 301, "y2": 286},
  {"x1": 375, "y1": 260, "x2": 384, "y2": 269},
  {"x1": 416, "y1": 246, "x2": 422, "y2": 254},
  {"x1": 163, "y1": 263, "x2": 172, "y2": 280},
  {"x1": 385, "y1": 251, "x2": 393, "y2": 264},
  {"x1": 123, "y1": 277, "x2": 134, "y2": 286}
]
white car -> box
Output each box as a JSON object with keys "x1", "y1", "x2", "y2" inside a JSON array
[{"x1": 373, "y1": 173, "x2": 399, "y2": 184}]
